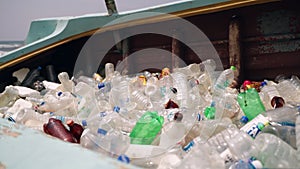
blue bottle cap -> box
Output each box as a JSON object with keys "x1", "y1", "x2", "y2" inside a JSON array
[
  {"x1": 240, "y1": 116, "x2": 249, "y2": 124},
  {"x1": 57, "y1": 91, "x2": 63, "y2": 97},
  {"x1": 197, "y1": 113, "x2": 202, "y2": 121},
  {"x1": 97, "y1": 128, "x2": 107, "y2": 135},
  {"x1": 49, "y1": 112, "x2": 54, "y2": 116},
  {"x1": 100, "y1": 112, "x2": 107, "y2": 117},
  {"x1": 117, "y1": 154, "x2": 130, "y2": 164},
  {"x1": 37, "y1": 66, "x2": 42, "y2": 70},
  {"x1": 183, "y1": 140, "x2": 194, "y2": 152},
  {"x1": 40, "y1": 101, "x2": 45, "y2": 106},
  {"x1": 113, "y1": 106, "x2": 120, "y2": 113},
  {"x1": 210, "y1": 101, "x2": 216, "y2": 107},
  {"x1": 260, "y1": 81, "x2": 267, "y2": 87},
  {"x1": 82, "y1": 120, "x2": 87, "y2": 127},
  {"x1": 98, "y1": 83, "x2": 105, "y2": 89},
  {"x1": 8, "y1": 117, "x2": 16, "y2": 123}
]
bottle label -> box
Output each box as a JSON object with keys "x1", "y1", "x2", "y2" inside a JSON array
[
  {"x1": 220, "y1": 148, "x2": 236, "y2": 165},
  {"x1": 240, "y1": 114, "x2": 269, "y2": 138}
]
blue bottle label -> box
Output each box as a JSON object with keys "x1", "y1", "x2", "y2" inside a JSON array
[{"x1": 240, "y1": 114, "x2": 269, "y2": 138}]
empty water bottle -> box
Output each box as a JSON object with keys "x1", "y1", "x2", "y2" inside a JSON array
[
  {"x1": 57, "y1": 72, "x2": 74, "y2": 93},
  {"x1": 253, "y1": 133, "x2": 299, "y2": 168},
  {"x1": 0, "y1": 86, "x2": 19, "y2": 107}
]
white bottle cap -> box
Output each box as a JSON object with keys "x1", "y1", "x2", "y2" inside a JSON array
[{"x1": 250, "y1": 160, "x2": 263, "y2": 169}]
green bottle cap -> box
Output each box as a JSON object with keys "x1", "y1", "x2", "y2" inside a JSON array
[{"x1": 230, "y1": 66, "x2": 236, "y2": 70}]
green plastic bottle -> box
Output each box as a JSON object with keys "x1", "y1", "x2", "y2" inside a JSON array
[
  {"x1": 237, "y1": 88, "x2": 266, "y2": 121},
  {"x1": 129, "y1": 111, "x2": 164, "y2": 145}
]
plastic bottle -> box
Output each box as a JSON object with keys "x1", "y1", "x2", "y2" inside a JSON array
[
  {"x1": 21, "y1": 66, "x2": 42, "y2": 88},
  {"x1": 171, "y1": 72, "x2": 189, "y2": 109},
  {"x1": 237, "y1": 88, "x2": 266, "y2": 121},
  {"x1": 109, "y1": 76, "x2": 131, "y2": 109},
  {"x1": 276, "y1": 76, "x2": 300, "y2": 104},
  {"x1": 261, "y1": 105, "x2": 300, "y2": 124},
  {"x1": 104, "y1": 63, "x2": 115, "y2": 81},
  {"x1": 261, "y1": 124, "x2": 296, "y2": 149},
  {"x1": 199, "y1": 59, "x2": 217, "y2": 88},
  {"x1": 67, "y1": 120, "x2": 84, "y2": 143},
  {"x1": 296, "y1": 115, "x2": 300, "y2": 161},
  {"x1": 182, "y1": 117, "x2": 233, "y2": 146},
  {"x1": 129, "y1": 111, "x2": 164, "y2": 145},
  {"x1": 81, "y1": 111, "x2": 107, "y2": 130},
  {"x1": 43, "y1": 118, "x2": 76, "y2": 143},
  {"x1": 177, "y1": 139, "x2": 225, "y2": 169},
  {"x1": 57, "y1": 72, "x2": 74, "y2": 93},
  {"x1": 131, "y1": 90, "x2": 153, "y2": 110},
  {"x1": 259, "y1": 80, "x2": 284, "y2": 110},
  {"x1": 45, "y1": 65, "x2": 57, "y2": 82},
  {"x1": 253, "y1": 133, "x2": 299, "y2": 168},
  {"x1": 159, "y1": 112, "x2": 186, "y2": 149},
  {"x1": 173, "y1": 63, "x2": 204, "y2": 79},
  {"x1": 212, "y1": 66, "x2": 235, "y2": 119},
  {"x1": 290, "y1": 75, "x2": 300, "y2": 90},
  {"x1": 80, "y1": 127, "x2": 130, "y2": 156},
  {"x1": 0, "y1": 85, "x2": 19, "y2": 107}
]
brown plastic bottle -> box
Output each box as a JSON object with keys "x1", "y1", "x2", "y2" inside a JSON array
[
  {"x1": 67, "y1": 120, "x2": 84, "y2": 143},
  {"x1": 43, "y1": 118, "x2": 75, "y2": 143}
]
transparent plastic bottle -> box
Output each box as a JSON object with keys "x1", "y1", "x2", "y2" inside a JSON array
[
  {"x1": 81, "y1": 111, "x2": 107, "y2": 131},
  {"x1": 39, "y1": 91, "x2": 77, "y2": 116},
  {"x1": 14, "y1": 108, "x2": 53, "y2": 130},
  {"x1": 261, "y1": 124, "x2": 296, "y2": 149},
  {"x1": 259, "y1": 80, "x2": 284, "y2": 110},
  {"x1": 206, "y1": 125, "x2": 262, "y2": 169},
  {"x1": 296, "y1": 115, "x2": 300, "y2": 161},
  {"x1": 104, "y1": 63, "x2": 115, "y2": 81},
  {"x1": 253, "y1": 133, "x2": 299, "y2": 168},
  {"x1": 276, "y1": 77, "x2": 300, "y2": 104},
  {"x1": 199, "y1": 59, "x2": 217, "y2": 88},
  {"x1": 171, "y1": 72, "x2": 189, "y2": 109},
  {"x1": 109, "y1": 76, "x2": 131, "y2": 109},
  {"x1": 261, "y1": 105, "x2": 300, "y2": 124},
  {"x1": 159, "y1": 112, "x2": 186, "y2": 149},
  {"x1": 173, "y1": 63, "x2": 204, "y2": 79},
  {"x1": 290, "y1": 75, "x2": 300, "y2": 90},
  {"x1": 0, "y1": 85, "x2": 19, "y2": 107},
  {"x1": 131, "y1": 90, "x2": 153, "y2": 110},
  {"x1": 212, "y1": 66, "x2": 235, "y2": 119},
  {"x1": 177, "y1": 139, "x2": 225, "y2": 169},
  {"x1": 57, "y1": 72, "x2": 74, "y2": 93}
]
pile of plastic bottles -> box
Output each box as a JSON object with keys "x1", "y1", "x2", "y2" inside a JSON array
[{"x1": 0, "y1": 59, "x2": 300, "y2": 169}]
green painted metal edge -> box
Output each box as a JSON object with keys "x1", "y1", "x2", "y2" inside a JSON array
[
  {"x1": 0, "y1": 0, "x2": 230, "y2": 65},
  {"x1": 0, "y1": 118, "x2": 140, "y2": 169}
]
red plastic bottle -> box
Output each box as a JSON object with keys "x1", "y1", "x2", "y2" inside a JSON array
[
  {"x1": 43, "y1": 118, "x2": 75, "y2": 143},
  {"x1": 67, "y1": 120, "x2": 84, "y2": 143}
]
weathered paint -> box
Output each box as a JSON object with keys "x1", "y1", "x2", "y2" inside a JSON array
[
  {"x1": 256, "y1": 10, "x2": 300, "y2": 53},
  {"x1": 0, "y1": 118, "x2": 140, "y2": 169}
]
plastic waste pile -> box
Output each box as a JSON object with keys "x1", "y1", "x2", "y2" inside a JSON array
[{"x1": 1, "y1": 60, "x2": 300, "y2": 169}]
